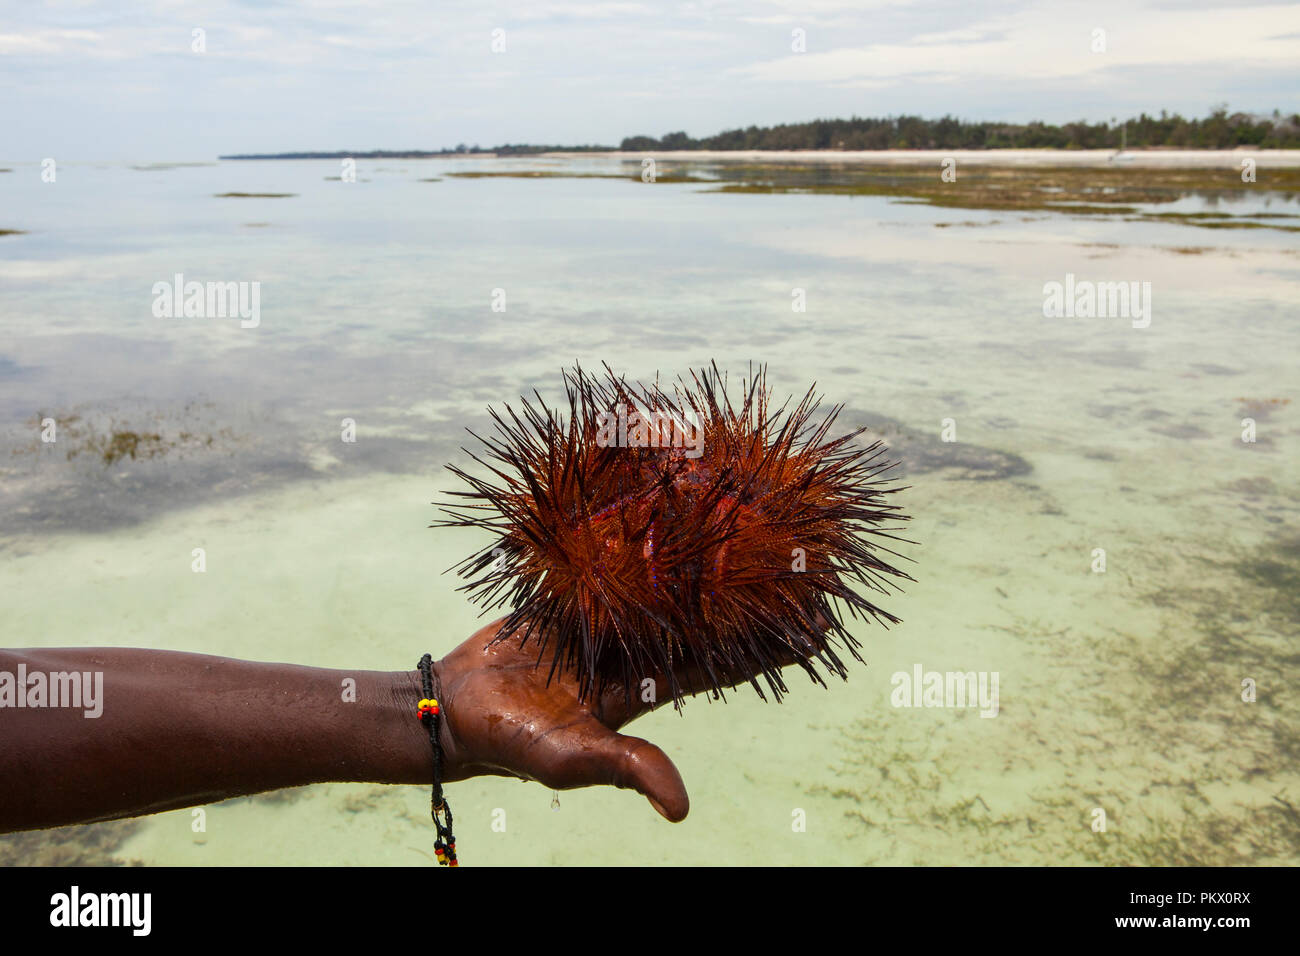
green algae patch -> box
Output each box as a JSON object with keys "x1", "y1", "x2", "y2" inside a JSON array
[
  {"x1": 438, "y1": 161, "x2": 1300, "y2": 227},
  {"x1": 1232, "y1": 535, "x2": 1300, "y2": 621},
  {"x1": 1140, "y1": 217, "x2": 1300, "y2": 232},
  {"x1": 446, "y1": 169, "x2": 709, "y2": 184},
  {"x1": 818, "y1": 521, "x2": 1300, "y2": 864},
  {"x1": 97, "y1": 431, "x2": 165, "y2": 465},
  {"x1": 694, "y1": 162, "x2": 1300, "y2": 229},
  {"x1": 14, "y1": 413, "x2": 234, "y2": 466},
  {"x1": 447, "y1": 170, "x2": 625, "y2": 179},
  {"x1": 0, "y1": 819, "x2": 142, "y2": 866}
]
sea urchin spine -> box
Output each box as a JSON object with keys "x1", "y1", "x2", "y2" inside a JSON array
[{"x1": 436, "y1": 363, "x2": 914, "y2": 708}]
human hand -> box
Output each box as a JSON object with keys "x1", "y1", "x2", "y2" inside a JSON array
[{"x1": 431, "y1": 618, "x2": 692, "y2": 821}]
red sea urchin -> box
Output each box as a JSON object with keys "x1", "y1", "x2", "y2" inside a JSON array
[{"x1": 436, "y1": 363, "x2": 914, "y2": 707}]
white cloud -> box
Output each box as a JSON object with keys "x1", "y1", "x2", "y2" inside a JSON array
[
  {"x1": 730, "y1": 2, "x2": 1300, "y2": 86},
  {"x1": 1, "y1": 0, "x2": 1296, "y2": 159},
  {"x1": 0, "y1": 28, "x2": 102, "y2": 55}
]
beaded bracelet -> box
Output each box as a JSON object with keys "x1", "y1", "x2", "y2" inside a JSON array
[{"x1": 417, "y1": 654, "x2": 458, "y2": 866}]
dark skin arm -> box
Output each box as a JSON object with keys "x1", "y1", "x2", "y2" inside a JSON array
[{"x1": 0, "y1": 618, "x2": 733, "y2": 833}]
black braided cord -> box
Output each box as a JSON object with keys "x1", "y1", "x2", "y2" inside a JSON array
[{"x1": 418, "y1": 653, "x2": 457, "y2": 866}]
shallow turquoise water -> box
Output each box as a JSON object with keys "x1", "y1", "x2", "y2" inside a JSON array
[{"x1": 1, "y1": 158, "x2": 1297, "y2": 865}]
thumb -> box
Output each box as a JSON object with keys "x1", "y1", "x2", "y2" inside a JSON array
[{"x1": 537, "y1": 717, "x2": 691, "y2": 822}]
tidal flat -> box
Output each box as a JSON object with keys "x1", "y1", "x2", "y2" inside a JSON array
[
  {"x1": 442, "y1": 157, "x2": 1300, "y2": 232},
  {"x1": 0, "y1": 156, "x2": 1295, "y2": 865}
]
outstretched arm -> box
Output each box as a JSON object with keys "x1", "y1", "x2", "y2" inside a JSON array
[{"x1": 0, "y1": 618, "x2": 692, "y2": 833}]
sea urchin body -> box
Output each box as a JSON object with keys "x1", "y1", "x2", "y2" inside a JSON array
[{"x1": 437, "y1": 363, "x2": 913, "y2": 707}]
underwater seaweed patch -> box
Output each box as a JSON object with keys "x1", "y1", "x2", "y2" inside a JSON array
[
  {"x1": 0, "y1": 819, "x2": 143, "y2": 866},
  {"x1": 814, "y1": 528, "x2": 1300, "y2": 865}
]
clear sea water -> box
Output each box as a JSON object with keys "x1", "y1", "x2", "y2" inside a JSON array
[{"x1": 1, "y1": 156, "x2": 1297, "y2": 865}]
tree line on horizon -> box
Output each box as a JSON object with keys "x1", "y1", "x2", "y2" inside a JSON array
[
  {"x1": 617, "y1": 109, "x2": 1300, "y2": 152},
  {"x1": 222, "y1": 108, "x2": 1300, "y2": 159}
]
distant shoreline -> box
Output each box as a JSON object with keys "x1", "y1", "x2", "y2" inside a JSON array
[
  {"x1": 220, "y1": 148, "x2": 1300, "y2": 169},
  {"x1": 553, "y1": 148, "x2": 1300, "y2": 168},
  {"x1": 218, "y1": 151, "x2": 501, "y2": 160}
]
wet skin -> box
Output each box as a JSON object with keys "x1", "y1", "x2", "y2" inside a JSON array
[{"x1": 0, "y1": 617, "x2": 775, "y2": 833}]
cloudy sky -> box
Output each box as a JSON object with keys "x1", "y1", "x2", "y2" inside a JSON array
[{"x1": 3, "y1": 0, "x2": 1299, "y2": 160}]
